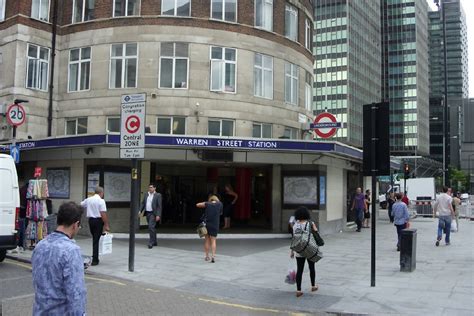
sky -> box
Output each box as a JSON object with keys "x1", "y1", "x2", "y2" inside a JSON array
[{"x1": 429, "y1": 0, "x2": 473, "y2": 97}]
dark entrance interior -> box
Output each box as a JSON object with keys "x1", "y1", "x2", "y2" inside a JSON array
[
  {"x1": 150, "y1": 163, "x2": 272, "y2": 230},
  {"x1": 346, "y1": 171, "x2": 362, "y2": 223}
]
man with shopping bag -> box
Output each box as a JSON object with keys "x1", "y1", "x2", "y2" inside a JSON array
[
  {"x1": 81, "y1": 186, "x2": 110, "y2": 266},
  {"x1": 140, "y1": 183, "x2": 162, "y2": 249}
]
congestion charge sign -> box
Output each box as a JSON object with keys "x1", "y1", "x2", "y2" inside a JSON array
[
  {"x1": 310, "y1": 112, "x2": 341, "y2": 139},
  {"x1": 120, "y1": 93, "x2": 146, "y2": 159}
]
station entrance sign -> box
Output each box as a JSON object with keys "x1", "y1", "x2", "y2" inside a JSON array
[{"x1": 120, "y1": 93, "x2": 146, "y2": 159}]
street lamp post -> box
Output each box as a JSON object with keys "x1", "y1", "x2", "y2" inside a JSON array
[{"x1": 469, "y1": 154, "x2": 474, "y2": 194}]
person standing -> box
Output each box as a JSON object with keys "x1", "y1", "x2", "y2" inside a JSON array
[
  {"x1": 196, "y1": 195, "x2": 223, "y2": 263},
  {"x1": 350, "y1": 187, "x2": 366, "y2": 232},
  {"x1": 401, "y1": 192, "x2": 409, "y2": 206},
  {"x1": 290, "y1": 206, "x2": 319, "y2": 297},
  {"x1": 222, "y1": 184, "x2": 238, "y2": 229},
  {"x1": 387, "y1": 192, "x2": 396, "y2": 223},
  {"x1": 363, "y1": 189, "x2": 371, "y2": 228},
  {"x1": 433, "y1": 186, "x2": 455, "y2": 246},
  {"x1": 452, "y1": 191, "x2": 461, "y2": 231},
  {"x1": 140, "y1": 183, "x2": 162, "y2": 249},
  {"x1": 32, "y1": 202, "x2": 86, "y2": 316},
  {"x1": 391, "y1": 193, "x2": 410, "y2": 251},
  {"x1": 81, "y1": 186, "x2": 109, "y2": 266}
]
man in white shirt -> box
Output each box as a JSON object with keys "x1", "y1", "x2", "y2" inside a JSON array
[
  {"x1": 433, "y1": 186, "x2": 455, "y2": 246},
  {"x1": 81, "y1": 186, "x2": 110, "y2": 265},
  {"x1": 140, "y1": 183, "x2": 162, "y2": 249}
]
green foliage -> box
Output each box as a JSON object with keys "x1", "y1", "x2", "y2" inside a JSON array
[{"x1": 448, "y1": 166, "x2": 469, "y2": 192}]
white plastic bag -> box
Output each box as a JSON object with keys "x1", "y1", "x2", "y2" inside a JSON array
[
  {"x1": 99, "y1": 233, "x2": 113, "y2": 255},
  {"x1": 450, "y1": 220, "x2": 457, "y2": 232},
  {"x1": 285, "y1": 259, "x2": 297, "y2": 284}
]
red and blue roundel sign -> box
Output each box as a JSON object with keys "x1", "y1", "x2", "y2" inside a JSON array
[{"x1": 310, "y1": 112, "x2": 341, "y2": 139}]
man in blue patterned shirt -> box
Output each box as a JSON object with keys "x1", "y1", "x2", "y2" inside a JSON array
[{"x1": 32, "y1": 202, "x2": 87, "y2": 316}]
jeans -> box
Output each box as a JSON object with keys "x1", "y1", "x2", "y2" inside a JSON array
[
  {"x1": 437, "y1": 216, "x2": 452, "y2": 244},
  {"x1": 355, "y1": 208, "x2": 364, "y2": 230},
  {"x1": 395, "y1": 223, "x2": 407, "y2": 248},
  {"x1": 89, "y1": 218, "x2": 104, "y2": 263}
]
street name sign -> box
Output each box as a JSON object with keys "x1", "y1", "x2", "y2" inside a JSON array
[{"x1": 120, "y1": 93, "x2": 146, "y2": 159}]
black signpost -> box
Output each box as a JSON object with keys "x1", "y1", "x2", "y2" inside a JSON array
[{"x1": 363, "y1": 102, "x2": 390, "y2": 287}]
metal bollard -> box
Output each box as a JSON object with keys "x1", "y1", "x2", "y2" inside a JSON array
[{"x1": 400, "y1": 228, "x2": 417, "y2": 272}]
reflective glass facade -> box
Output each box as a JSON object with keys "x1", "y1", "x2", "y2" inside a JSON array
[{"x1": 313, "y1": 0, "x2": 381, "y2": 147}]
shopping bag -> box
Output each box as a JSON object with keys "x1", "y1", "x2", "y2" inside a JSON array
[
  {"x1": 285, "y1": 260, "x2": 297, "y2": 284},
  {"x1": 99, "y1": 233, "x2": 113, "y2": 255},
  {"x1": 450, "y1": 220, "x2": 457, "y2": 232}
]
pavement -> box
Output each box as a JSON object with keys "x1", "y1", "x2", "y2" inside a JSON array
[{"x1": 6, "y1": 211, "x2": 474, "y2": 315}]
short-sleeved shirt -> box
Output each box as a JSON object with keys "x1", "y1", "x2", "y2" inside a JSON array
[
  {"x1": 354, "y1": 193, "x2": 366, "y2": 209},
  {"x1": 32, "y1": 232, "x2": 86, "y2": 316},
  {"x1": 435, "y1": 193, "x2": 453, "y2": 216},
  {"x1": 81, "y1": 194, "x2": 107, "y2": 218}
]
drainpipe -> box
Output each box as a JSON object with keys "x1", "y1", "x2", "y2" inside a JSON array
[{"x1": 47, "y1": 0, "x2": 59, "y2": 137}]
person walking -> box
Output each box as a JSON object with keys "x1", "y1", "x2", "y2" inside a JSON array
[
  {"x1": 391, "y1": 193, "x2": 410, "y2": 251},
  {"x1": 387, "y1": 192, "x2": 396, "y2": 223},
  {"x1": 196, "y1": 195, "x2": 223, "y2": 263},
  {"x1": 290, "y1": 206, "x2": 319, "y2": 297},
  {"x1": 401, "y1": 192, "x2": 409, "y2": 206},
  {"x1": 433, "y1": 186, "x2": 455, "y2": 246},
  {"x1": 32, "y1": 202, "x2": 86, "y2": 316},
  {"x1": 222, "y1": 184, "x2": 238, "y2": 229},
  {"x1": 363, "y1": 189, "x2": 371, "y2": 228},
  {"x1": 140, "y1": 183, "x2": 162, "y2": 249},
  {"x1": 81, "y1": 186, "x2": 110, "y2": 266},
  {"x1": 350, "y1": 187, "x2": 366, "y2": 232},
  {"x1": 452, "y1": 191, "x2": 461, "y2": 231}
]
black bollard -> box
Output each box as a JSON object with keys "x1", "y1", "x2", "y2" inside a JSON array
[{"x1": 400, "y1": 228, "x2": 417, "y2": 272}]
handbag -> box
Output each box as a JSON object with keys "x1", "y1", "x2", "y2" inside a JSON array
[
  {"x1": 312, "y1": 227, "x2": 325, "y2": 247},
  {"x1": 196, "y1": 222, "x2": 207, "y2": 238}
]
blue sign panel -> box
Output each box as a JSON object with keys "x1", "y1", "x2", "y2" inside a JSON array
[
  {"x1": 310, "y1": 122, "x2": 342, "y2": 129},
  {"x1": 10, "y1": 145, "x2": 20, "y2": 163}
]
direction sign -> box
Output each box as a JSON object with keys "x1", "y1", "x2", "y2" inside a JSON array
[
  {"x1": 10, "y1": 145, "x2": 20, "y2": 164},
  {"x1": 310, "y1": 112, "x2": 341, "y2": 139},
  {"x1": 6, "y1": 104, "x2": 26, "y2": 127},
  {"x1": 120, "y1": 93, "x2": 146, "y2": 159}
]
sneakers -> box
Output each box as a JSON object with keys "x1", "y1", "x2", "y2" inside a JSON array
[
  {"x1": 435, "y1": 240, "x2": 440, "y2": 247},
  {"x1": 445, "y1": 242, "x2": 450, "y2": 246}
]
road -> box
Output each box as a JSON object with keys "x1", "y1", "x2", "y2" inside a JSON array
[{"x1": 0, "y1": 258, "x2": 317, "y2": 316}]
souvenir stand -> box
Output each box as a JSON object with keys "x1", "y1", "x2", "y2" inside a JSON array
[{"x1": 25, "y1": 178, "x2": 49, "y2": 249}]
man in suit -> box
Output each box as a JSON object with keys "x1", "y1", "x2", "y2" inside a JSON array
[{"x1": 140, "y1": 183, "x2": 162, "y2": 249}]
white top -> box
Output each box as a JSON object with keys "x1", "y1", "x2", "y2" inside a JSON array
[
  {"x1": 146, "y1": 192, "x2": 154, "y2": 212},
  {"x1": 435, "y1": 193, "x2": 452, "y2": 216},
  {"x1": 81, "y1": 194, "x2": 107, "y2": 218}
]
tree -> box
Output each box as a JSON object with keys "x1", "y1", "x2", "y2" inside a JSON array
[{"x1": 448, "y1": 166, "x2": 469, "y2": 192}]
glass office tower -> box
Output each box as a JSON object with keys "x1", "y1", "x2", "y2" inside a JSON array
[
  {"x1": 382, "y1": 0, "x2": 430, "y2": 156},
  {"x1": 313, "y1": 0, "x2": 381, "y2": 147}
]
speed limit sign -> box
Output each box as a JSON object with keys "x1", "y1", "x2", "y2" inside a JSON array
[{"x1": 6, "y1": 104, "x2": 26, "y2": 127}]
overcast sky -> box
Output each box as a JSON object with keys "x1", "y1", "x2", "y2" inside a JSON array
[{"x1": 428, "y1": 0, "x2": 472, "y2": 97}]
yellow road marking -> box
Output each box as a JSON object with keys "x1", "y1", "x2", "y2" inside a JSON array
[
  {"x1": 5, "y1": 259, "x2": 32, "y2": 270},
  {"x1": 145, "y1": 288, "x2": 160, "y2": 293},
  {"x1": 198, "y1": 298, "x2": 282, "y2": 313},
  {"x1": 84, "y1": 276, "x2": 126, "y2": 286}
]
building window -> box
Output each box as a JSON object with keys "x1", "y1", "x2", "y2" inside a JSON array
[
  {"x1": 110, "y1": 43, "x2": 138, "y2": 89},
  {"x1": 255, "y1": 0, "x2": 272, "y2": 31},
  {"x1": 73, "y1": 0, "x2": 95, "y2": 23},
  {"x1": 113, "y1": 0, "x2": 139, "y2": 17},
  {"x1": 210, "y1": 46, "x2": 236, "y2": 93},
  {"x1": 31, "y1": 0, "x2": 49, "y2": 21},
  {"x1": 26, "y1": 44, "x2": 49, "y2": 91},
  {"x1": 285, "y1": 4, "x2": 298, "y2": 41},
  {"x1": 285, "y1": 62, "x2": 298, "y2": 105},
  {"x1": 68, "y1": 47, "x2": 91, "y2": 92},
  {"x1": 208, "y1": 119, "x2": 234, "y2": 136},
  {"x1": 211, "y1": 0, "x2": 236, "y2": 22},
  {"x1": 65, "y1": 117, "x2": 88, "y2": 135},
  {"x1": 159, "y1": 43, "x2": 189, "y2": 89},
  {"x1": 305, "y1": 18, "x2": 311, "y2": 50},
  {"x1": 106, "y1": 117, "x2": 120, "y2": 133},
  {"x1": 0, "y1": 0, "x2": 5, "y2": 22},
  {"x1": 252, "y1": 123, "x2": 272, "y2": 138},
  {"x1": 283, "y1": 127, "x2": 298, "y2": 139},
  {"x1": 254, "y1": 53, "x2": 273, "y2": 99},
  {"x1": 161, "y1": 0, "x2": 190, "y2": 16},
  {"x1": 157, "y1": 116, "x2": 186, "y2": 135},
  {"x1": 305, "y1": 71, "x2": 312, "y2": 111}
]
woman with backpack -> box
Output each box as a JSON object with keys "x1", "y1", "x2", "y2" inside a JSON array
[{"x1": 290, "y1": 206, "x2": 319, "y2": 297}]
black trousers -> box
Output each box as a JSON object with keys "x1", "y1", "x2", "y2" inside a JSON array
[
  {"x1": 296, "y1": 257, "x2": 316, "y2": 291},
  {"x1": 89, "y1": 217, "x2": 104, "y2": 263}
]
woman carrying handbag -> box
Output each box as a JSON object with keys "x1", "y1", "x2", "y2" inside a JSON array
[{"x1": 196, "y1": 195, "x2": 222, "y2": 263}]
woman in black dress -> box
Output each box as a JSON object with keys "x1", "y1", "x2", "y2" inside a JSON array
[
  {"x1": 222, "y1": 184, "x2": 238, "y2": 229},
  {"x1": 196, "y1": 195, "x2": 223, "y2": 263}
]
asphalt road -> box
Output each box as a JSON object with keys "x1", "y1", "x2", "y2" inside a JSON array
[{"x1": 0, "y1": 258, "x2": 319, "y2": 316}]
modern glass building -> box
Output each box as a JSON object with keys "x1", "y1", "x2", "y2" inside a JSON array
[
  {"x1": 428, "y1": 0, "x2": 468, "y2": 167},
  {"x1": 381, "y1": 0, "x2": 430, "y2": 157},
  {"x1": 313, "y1": 0, "x2": 381, "y2": 148}
]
